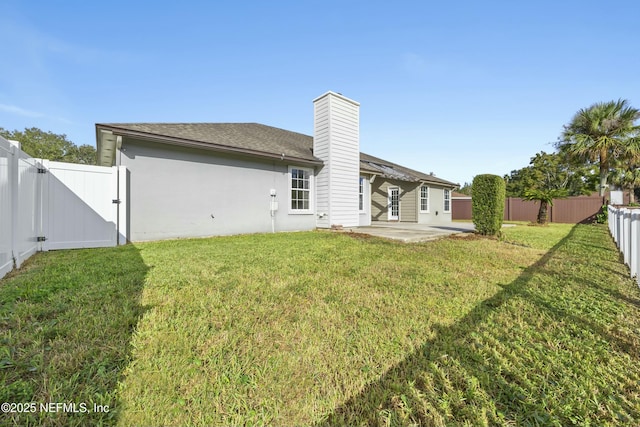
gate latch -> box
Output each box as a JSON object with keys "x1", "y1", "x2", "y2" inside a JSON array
[
  {"x1": 112, "y1": 199, "x2": 121, "y2": 204},
  {"x1": 37, "y1": 236, "x2": 47, "y2": 242}
]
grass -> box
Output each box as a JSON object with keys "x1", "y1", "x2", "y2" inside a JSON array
[
  {"x1": 0, "y1": 245, "x2": 148, "y2": 426},
  {"x1": 500, "y1": 222, "x2": 573, "y2": 249},
  {"x1": 1, "y1": 224, "x2": 639, "y2": 426}
]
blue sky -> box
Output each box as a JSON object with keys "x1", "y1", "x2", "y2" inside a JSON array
[{"x1": 1, "y1": 1, "x2": 639, "y2": 185}]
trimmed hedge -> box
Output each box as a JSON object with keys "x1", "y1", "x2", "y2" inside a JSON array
[{"x1": 472, "y1": 174, "x2": 505, "y2": 235}]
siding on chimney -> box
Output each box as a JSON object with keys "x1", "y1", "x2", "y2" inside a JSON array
[{"x1": 313, "y1": 92, "x2": 360, "y2": 228}]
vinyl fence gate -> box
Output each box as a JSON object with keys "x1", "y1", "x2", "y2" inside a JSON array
[{"x1": 1, "y1": 137, "x2": 127, "y2": 279}]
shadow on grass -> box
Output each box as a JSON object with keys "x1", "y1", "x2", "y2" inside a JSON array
[
  {"x1": 316, "y1": 224, "x2": 640, "y2": 426},
  {"x1": 0, "y1": 244, "x2": 149, "y2": 427}
]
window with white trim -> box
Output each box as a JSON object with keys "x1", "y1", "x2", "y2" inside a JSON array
[
  {"x1": 420, "y1": 185, "x2": 429, "y2": 213},
  {"x1": 444, "y1": 189, "x2": 451, "y2": 212},
  {"x1": 359, "y1": 177, "x2": 365, "y2": 211},
  {"x1": 289, "y1": 166, "x2": 313, "y2": 213}
]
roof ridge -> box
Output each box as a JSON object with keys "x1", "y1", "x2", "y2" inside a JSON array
[{"x1": 97, "y1": 122, "x2": 314, "y2": 138}]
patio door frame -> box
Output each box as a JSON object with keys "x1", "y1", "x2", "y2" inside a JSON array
[{"x1": 387, "y1": 186, "x2": 400, "y2": 221}]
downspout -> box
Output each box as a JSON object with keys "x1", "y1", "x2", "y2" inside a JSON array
[{"x1": 270, "y1": 161, "x2": 278, "y2": 233}]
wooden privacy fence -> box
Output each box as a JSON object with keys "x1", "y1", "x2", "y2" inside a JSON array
[
  {"x1": 608, "y1": 206, "x2": 640, "y2": 287},
  {"x1": 452, "y1": 195, "x2": 605, "y2": 223}
]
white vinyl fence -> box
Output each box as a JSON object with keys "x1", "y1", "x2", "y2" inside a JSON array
[
  {"x1": 0, "y1": 136, "x2": 127, "y2": 279},
  {"x1": 608, "y1": 205, "x2": 640, "y2": 286},
  {"x1": 1, "y1": 138, "x2": 42, "y2": 277}
]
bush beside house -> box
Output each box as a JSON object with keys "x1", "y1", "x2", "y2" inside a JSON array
[{"x1": 472, "y1": 174, "x2": 506, "y2": 235}]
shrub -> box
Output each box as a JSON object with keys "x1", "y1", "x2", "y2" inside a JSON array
[
  {"x1": 472, "y1": 174, "x2": 506, "y2": 235},
  {"x1": 595, "y1": 204, "x2": 608, "y2": 224}
]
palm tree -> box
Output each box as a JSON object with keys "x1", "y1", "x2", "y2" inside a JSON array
[
  {"x1": 609, "y1": 163, "x2": 640, "y2": 204},
  {"x1": 558, "y1": 99, "x2": 640, "y2": 196},
  {"x1": 523, "y1": 188, "x2": 568, "y2": 225}
]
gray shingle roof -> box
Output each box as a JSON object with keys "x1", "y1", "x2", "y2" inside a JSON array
[
  {"x1": 97, "y1": 122, "x2": 318, "y2": 163},
  {"x1": 96, "y1": 122, "x2": 457, "y2": 187},
  {"x1": 360, "y1": 152, "x2": 457, "y2": 187}
]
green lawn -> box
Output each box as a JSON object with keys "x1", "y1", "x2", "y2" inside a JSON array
[{"x1": 1, "y1": 224, "x2": 639, "y2": 426}]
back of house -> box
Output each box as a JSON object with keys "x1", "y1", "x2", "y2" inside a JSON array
[{"x1": 96, "y1": 91, "x2": 457, "y2": 242}]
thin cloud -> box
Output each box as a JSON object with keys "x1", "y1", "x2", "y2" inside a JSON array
[
  {"x1": 0, "y1": 103, "x2": 44, "y2": 118},
  {"x1": 403, "y1": 53, "x2": 430, "y2": 74},
  {"x1": 0, "y1": 14, "x2": 134, "y2": 65},
  {"x1": 401, "y1": 52, "x2": 453, "y2": 76},
  {"x1": 0, "y1": 103, "x2": 74, "y2": 124}
]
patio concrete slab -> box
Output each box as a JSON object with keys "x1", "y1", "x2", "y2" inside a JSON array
[{"x1": 346, "y1": 222, "x2": 513, "y2": 243}]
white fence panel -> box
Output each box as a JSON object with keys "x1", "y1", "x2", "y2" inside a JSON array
[
  {"x1": 43, "y1": 162, "x2": 118, "y2": 250},
  {"x1": 608, "y1": 206, "x2": 616, "y2": 240},
  {"x1": 0, "y1": 136, "x2": 126, "y2": 279},
  {"x1": 608, "y1": 206, "x2": 640, "y2": 286},
  {"x1": 0, "y1": 138, "x2": 13, "y2": 278},
  {"x1": 16, "y1": 151, "x2": 42, "y2": 267},
  {"x1": 623, "y1": 209, "x2": 631, "y2": 267},
  {"x1": 631, "y1": 211, "x2": 640, "y2": 278}
]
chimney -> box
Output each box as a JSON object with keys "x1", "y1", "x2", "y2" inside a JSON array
[{"x1": 313, "y1": 91, "x2": 360, "y2": 228}]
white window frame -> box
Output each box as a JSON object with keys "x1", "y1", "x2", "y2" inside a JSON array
[
  {"x1": 288, "y1": 166, "x2": 314, "y2": 214},
  {"x1": 419, "y1": 185, "x2": 430, "y2": 213},
  {"x1": 388, "y1": 186, "x2": 400, "y2": 221},
  {"x1": 443, "y1": 188, "x2": 451, "y2": 213},
  {"x1": 359, "y1": 176, "x2": 366, "y2": 212}
]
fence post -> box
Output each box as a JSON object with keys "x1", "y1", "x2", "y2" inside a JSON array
[
  {"x1": 8, "y1": 140, "x2": 20, "y2": 270},
  {"x1": 611, "y1": 206, "x2": 617, "y2": 245},
  {"x1": 619, "y1": 208, "x2": 625, "y2": 252},
  {"x1": 636, "y1": 212, "x2": 640, "y2": 287},
  {"x1": 608, "y1": 205, "x2": 614, "y2": 237},
  {"x1": 614, "y1": 207, "x2": 619, "y2": 246},
  {"x1": 615, "y1": 206, "x2": 620, "y2": 245},
  {"x1": 113, "y1": 165, "x2": 129, "y2": 245},
  {"x1": 619, "y1": 208, "x2": 624, "y2": 257},
  {"x1": 630, "y1": 210, "x2": 639, "y2": 279},
  {"x1": 623, "y1": 209, "x2": 631, "y2": 267},
  {"x1": 617, "y1": 208, "x2": 623, "y2": 249},
  {"x1": 40, "y1": 159, "x2": 50, "y2": 251}
]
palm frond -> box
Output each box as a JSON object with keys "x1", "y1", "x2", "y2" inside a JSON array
[{"x1": 523, "y1": 188, "x2": 568, "y2": 206}]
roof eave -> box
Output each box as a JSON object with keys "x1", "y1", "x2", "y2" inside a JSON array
[
  {"x1": 95, "y1": 124, "x2": 323, "y2": 167},
  {"x1": 419, "y1": 179, "x2": 459, "y2": 188},
  {"x1": 96, "y1": 127, "x2": 118, "y2": 166}
]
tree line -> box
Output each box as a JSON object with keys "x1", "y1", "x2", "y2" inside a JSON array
[
  {"x1": 0, "y1": 127, "x2": 96, "y2": 165},
  {"x1": 460, "y1": 99, "x2": 640, "y2": 206}
]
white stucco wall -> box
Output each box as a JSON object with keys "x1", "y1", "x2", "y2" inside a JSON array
[{"x1": 120, "y1": 138, "x2": 316, "y2": 241}]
